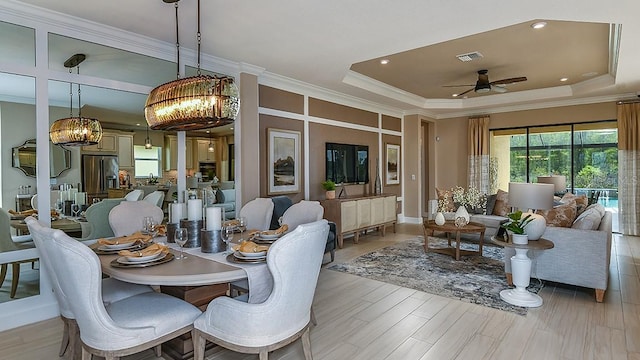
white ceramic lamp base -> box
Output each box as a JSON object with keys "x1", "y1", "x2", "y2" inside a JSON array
[{"x1": 500, "y1": 248, "x2": 543, "y2": 307}]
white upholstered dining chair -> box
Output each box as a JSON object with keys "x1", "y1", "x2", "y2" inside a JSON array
[
  {"x1": 142, "y1": 190, "x2": 165, "y2": 208},
  {"x1": 0, "y1": 209, "x2": 34, "y2": 299},
  {"x1": 124, "y1": 189, "x2": 143, "y2": 201},
  {"x1": 193, "y1": 220, "x2": 330, "y2": 360},
  {"x1": 25, "y1": 216, "x2": 155, "y2": 358},
  {"x1": 108, "y1": 201, "x2": 164, "y2": 237},
  {"x1": 238, "y1": 198, "x2": 274, "y2": 231},
  {"x1": 280, "y1": 200, "x2": 324, "y2": 232},
  {"x1": 28, "y1": 216, "x2": 201, "y2": 360}
]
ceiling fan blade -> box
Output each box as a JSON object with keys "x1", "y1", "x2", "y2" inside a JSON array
[
  {"x1": 455, "y1": 87, "x2": 475, "y2": 97},
  {"x1": 491, "y1": 85, "x2": 508, "y2": 93},
  {"x1": 490, "y1": 77, "x2": 527, "y2": 85},
  {"x1": 442, "y1": 84, "x2": 475, "y2": 87}
]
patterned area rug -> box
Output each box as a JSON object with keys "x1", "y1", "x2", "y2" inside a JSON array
[{"x1": 328, "y1": 237, "x2": 542, "y2": 315}]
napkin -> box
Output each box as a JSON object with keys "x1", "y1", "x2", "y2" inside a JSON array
[
  {"x1": 233, "y1": 241, "x2": 269, "y2": 253},
  {"x1": 261, "y1": 224, "x2": 289, "y2": 236},
  {"x1": 118, "y1": 243, "x2": 168, "y2": 258},
  {"x1": 224, "y1": 219, "x2": 240, "y2": 227},
  {"x1": 97, "y1": 231, "x2": 153, "y2": 246},
  {"x1": 155, "y1": 224, "x2": 167, "y2": 236}
]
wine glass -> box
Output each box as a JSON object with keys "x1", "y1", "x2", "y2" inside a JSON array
[
  {"x1": 174, "y1": 227, "x2": 188, "y2": 259},
  {"x1": 54, "y1": 199, "x2": 64, "y2": 217},
  {"x1": 238, "y1": 216, "x2": 246, "y2": 242},
  {"x1": 143, "y1": 216, "x2": 157, "y2": 236},
  {"x1": 221, "y1": 225, "x2": 235, "y2": 255},
  {"x1": 70, "y1": 203, "x2": 81, "y2": 218}
]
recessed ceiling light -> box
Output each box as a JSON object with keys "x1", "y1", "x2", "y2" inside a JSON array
[
  {"x1": 452, "y1": 93, "x2": 459, "y2": 97},
  {"x1": 531, "y1": 21, "x2": 547, "y2": 29},
  {"x1": 136, "y1": 123, "x2": 141, "y2": 126},
  {"x1": 560, "y1": 77, "x2": 568, "y2": 82},
  {"x1": 380, "y1": 59, "x2": 390, "y2": 65}
]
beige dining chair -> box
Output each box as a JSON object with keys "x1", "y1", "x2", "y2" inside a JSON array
[
  {"x1": 142, "y1": 190, "x2": 165, "y2": 208},
  {"x1": 108, "y1": 201, "x2": 164, "y2": 237},
  {"x1": 238, "y1": 198, "x2": 274, "y2": 231},
  {"x1": 29, "y1": 217, "x2": 201, "y2": 360},
  {"x1": 77, "y1": 198, "x2": 124, "y2": 240},
  {"x1": 124, "y1": 189, "x2": 144, "y2": 201},
  {"x1": 0, "y1": 208, "x2": 35, "y2": 299},
  {"x1": 193, "y1": 220, "x2": 329, "y2": 360}
]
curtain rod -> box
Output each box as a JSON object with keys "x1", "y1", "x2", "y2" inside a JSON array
[{"x1": 617, "y1": 98, "x2": 640, "y2": 105}]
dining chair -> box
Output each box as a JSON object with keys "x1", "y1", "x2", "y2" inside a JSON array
[
  {"x1": 193, "y1": 220, "x2": 329, "y2": 360},
  {"x1": 124, "y1": 189, "x2": 143, "y2": 201},
  {"x1": 78, "y1": 198, "x2": 124, "y2": 240},
  {"x1": 108, "y1": 201, "x2": 164, "y2": 237},
  {"x1": 238, "y1": 198, "x2": 274, "y2": 231},
  {"x1": 0, "y1": 208, "x2": 35, "y2": 299},
  {"x1": 25, "y1": 216, "x2": 156, "y2": 358},
  {"x1": 281, "y1": 201, "x2": 336, "y2": 263},
  {"x1": 142, "y1": 190, "x2": 165, "y2": 208},
  {"x1": 35, "y1": 219, "x2": 201, "y2": 360}
]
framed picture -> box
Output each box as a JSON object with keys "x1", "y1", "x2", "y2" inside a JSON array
[
  {"x1": 385, "y1": 143, "x2": 400, "y2": 185},
  {"x1": 268, "y1": 128, "x2": 301, "y2": 195}
]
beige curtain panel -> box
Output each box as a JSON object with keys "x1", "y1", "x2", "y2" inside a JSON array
[
  {"x1": 468, "y1": 116, "x2": 491, "y2": 193},
  {"x1": 617, "y1": 103, "x2": 640, "y2": 235}
]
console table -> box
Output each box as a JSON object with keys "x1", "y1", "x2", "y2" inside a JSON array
[{"x1": 321, "y1": 194, "x2": 397, "y2": 248}]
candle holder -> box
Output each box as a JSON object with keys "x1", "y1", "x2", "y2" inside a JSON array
[
  {"x1": 201, "y1": 229, "x2": 225, "y2": 253},
  {"x1": 179, "y1": 219, "x2": 203, "y2": 248},
  {"x1": 166, "y1": 223, "x2": 179, "y2": 243}
]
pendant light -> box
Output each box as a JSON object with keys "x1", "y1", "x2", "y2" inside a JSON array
[
  {"x1": 144, "y1": 0, "x2": 240, "y2": 131},
  {"x1": 144, "y1": 124, "x2": 153, "y2": 149},
  {"x1": 208, "y1": 132, "x2": 214, "y2": 152},
  {"x1": 50, "y1": 54, "x2": 103, "y2": 146}
]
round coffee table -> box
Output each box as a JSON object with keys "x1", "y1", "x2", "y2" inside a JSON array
[
  {"x1": 491, "y1": 236, "x2": 554, "y2": 307},
  {"x1": 422, "y1": 220, "x2": 486, "y2": 260}
]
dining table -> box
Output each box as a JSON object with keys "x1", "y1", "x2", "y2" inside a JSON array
[
  {"x1": 93, "y1": 238, "x2": 273, "y2": 360},
  {"x1": 11, "y1": 217, "x2": 83, "y2": 237}
]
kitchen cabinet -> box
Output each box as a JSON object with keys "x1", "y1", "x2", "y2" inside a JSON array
[
  {"x1": 321, "y1": 194, "x2": 397, "y2": 248},
  {"x1": 196, "y1": 139, "x2": 216, "y2": 162},
  {"x1": 117, "y1": 133, "x2": 134, "y2": 169},
  {"x1": 82, "y1": 132, "x2": 117, "y2": 153},
  {"x1": 164, "y1": 135, "x2": 193, "y2": 170}
]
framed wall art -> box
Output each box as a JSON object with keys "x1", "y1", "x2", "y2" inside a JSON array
[
  {"x1": 385, "y1": 143, "x2": 400, "y2": 185},
  {"x1": 268, "y1": 128, "x2": 301, "y2": 194}
]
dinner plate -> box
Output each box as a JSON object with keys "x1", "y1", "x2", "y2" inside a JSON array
[
  {"x1": 98, "y1": 242, "x2": 140, "y2": 251},
  {"x1": 238, "y1": 250, "x2": 267, "y2": 258},
  {"x1": 110, "y1": 252, "x2": 174, "y2": 268},
  {"x1": 226, "y1": 253, "x2": 265, "y2": 264},
  {"x1": 121, "y1": 252, "x2": 164, "y2": 263},
  {"x1": 258, "y1": 232, "x2": 281, "y2": 240},
  {"x1": 94, "y1": 242, "x2": 148, "y2": 255},
  {"x1": 233, "y1": 251, "x2": 266, "y2": 260}
]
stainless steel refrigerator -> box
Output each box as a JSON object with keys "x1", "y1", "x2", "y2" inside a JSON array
[{"x1": 82, "y1": 154, "x2": 119, "y2": 202}]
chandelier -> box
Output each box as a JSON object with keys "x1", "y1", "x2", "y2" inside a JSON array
[
  {"x1": 50, "y1": 54, "x2": 103, "y2": 146},
  {"x1": 144, "y1": 0, "x2": 239, "y2": 131}
]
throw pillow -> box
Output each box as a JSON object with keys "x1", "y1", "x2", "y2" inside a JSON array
[
  {"x1": 572, "y1": 203, "x2": 606, "y2": 230},
  {"x1": 436, "y1": 187, "x2": 455, "y2": 212},
  {"x1": 492, "y1": 189, "x2": 510, "y2": 216},
  {"x1": 485, "y1": 193, "x2": 498, "y2": 215},
  {"x1": 215, "y1": 189, "x2": 225, "y2": 204},
  {"x1": 536, "y1": 199, "x2": 577, "y2": 227},
  {"x1": 561, "y1": 192, "x2": 588, "y2": 215}
]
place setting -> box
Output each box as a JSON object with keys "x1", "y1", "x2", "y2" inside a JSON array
[
  {"x1": 93, "y1": 231, "x2": 154, "y2": 255},
  {"x1": 110, "y1": 243, "x2": 174, "y2": 268},
  {"x1": 227, "y1": 240, "x2": 270, "y2": 264},
  {"x1": 250, "y1": 224, "x2": 289, "y2": 244}
]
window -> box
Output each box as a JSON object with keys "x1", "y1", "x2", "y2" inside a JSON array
[
  {"x1": 490, "y1": 120, "x2": 618, "y2": 205},
  {"x1": 134, "y1": 145, "x2": 162, "y2": 178}
]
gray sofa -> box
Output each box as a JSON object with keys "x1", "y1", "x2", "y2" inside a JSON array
[{"x1": 504, "y1": 210, "x2": 612, "y2": 302}]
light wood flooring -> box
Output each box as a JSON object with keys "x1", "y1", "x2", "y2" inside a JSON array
[{"x1": 1, "y1": 223, "x2": 639, "y2": 360}]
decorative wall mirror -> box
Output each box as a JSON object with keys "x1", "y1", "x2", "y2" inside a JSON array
[{"x1": 12, "y1": 139, "x2": 71, "y2": 178}]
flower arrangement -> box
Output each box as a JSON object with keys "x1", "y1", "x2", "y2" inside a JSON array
[
  {"x1": 501, "y1": 210, "x2": 534, "y2": 235},
  {"x1": 449, "y1": 186, "x2": 486, "y2": 212}
]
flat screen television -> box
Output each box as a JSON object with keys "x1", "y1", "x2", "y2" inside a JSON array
[{"x1": 325, "y1": 142, "x2": 369, "y2": 184}]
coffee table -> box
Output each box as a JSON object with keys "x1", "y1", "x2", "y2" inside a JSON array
[{"x1": 422, "y1": 220, "x2": 486, "y2": 260}]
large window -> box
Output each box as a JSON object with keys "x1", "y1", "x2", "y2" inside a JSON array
[
  {"x1": 490, "y1": 121, "x2": 618, "y2": 205},
  {"x1": 134, "y1": 146, "x2": 162, "y2": 178}
]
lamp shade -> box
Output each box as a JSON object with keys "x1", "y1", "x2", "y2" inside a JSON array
[
  {"x1": 508, "y1": 182, "x2": 554, "y2": 211},
  {"x1": 144, "y1": 75, "x2": 240, "y2": 131},
  {"x1": 49, "y1": 117, "x2": 103, "y2": 146},
  {"x1": 537, "y1": 175, "x2": 566, "y2": 193}
]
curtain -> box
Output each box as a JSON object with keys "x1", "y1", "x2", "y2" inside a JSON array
[
  {"x1": 617, "y1": 103, "x2": 640, "y2": 235},
  {"x1": 468, "y1": 115, "x2": 490, "y2": 193}
]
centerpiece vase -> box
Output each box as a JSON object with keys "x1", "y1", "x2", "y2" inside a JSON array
[
  {"x1": 455, "y1": 205, "x2": 470, "y2": 223},
  {"x1": 435, "y1": 212, "x2": 445, "y2": 226},
  {"x1": 374, "y1": 158, "x2": 382, "y2": 195}
]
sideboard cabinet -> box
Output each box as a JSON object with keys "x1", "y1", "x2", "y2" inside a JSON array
[{"x1": 321, "y1": 194, "x2": 397, "y2": 248}]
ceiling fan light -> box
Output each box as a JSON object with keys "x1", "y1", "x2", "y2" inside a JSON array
[
  {"x1": 144, "y1": 75, "x2": 240, "y2": 131},
  {"x1": 475, "y1": 83, "x2": 491, "y2": 93}
]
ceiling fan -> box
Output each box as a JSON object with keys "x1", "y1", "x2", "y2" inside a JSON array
[{"x1": 444, "y1": 69, "x2": 527, "y2": 97}]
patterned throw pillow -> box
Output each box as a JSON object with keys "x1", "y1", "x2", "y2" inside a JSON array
[
  {"x1": 536, "y1": 199, "x2": 577, "y2": 227},
  {"x1": 435, "y1": 188, "x2": 455, "y2": 212},
  {"x1": 561, "y1": 193, "x2": 588, "y2": 215},
  {"x1": 492, "y1": 189, "x2": 510, "y2": 216}
]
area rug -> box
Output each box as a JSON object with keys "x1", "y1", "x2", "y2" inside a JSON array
[{"x1": 328, "y1": 237, "x2": 542, "y2": 315}]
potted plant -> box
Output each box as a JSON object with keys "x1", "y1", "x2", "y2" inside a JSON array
[
  {"x1": 322, "y1": 180, "x2": 336, "y2": 199},
  {"x1": 501, "y1": 210, "x2": 534, "y2": 244}
]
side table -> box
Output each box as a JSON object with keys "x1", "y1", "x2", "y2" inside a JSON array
[{"x1": 491, "y1": 236, "x2": 554, "y2": 307}]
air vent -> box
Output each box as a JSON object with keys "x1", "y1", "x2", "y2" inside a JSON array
[{"x1": 456, "y1": 51, "x2": 484, "y2": 62}]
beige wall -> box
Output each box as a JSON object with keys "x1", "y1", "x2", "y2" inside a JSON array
[
  {"x1": 433, "y1": 102, "x2": 617, "y2": 193},
  {"x1": 239, "y1": 73, "x2": 260, "y2": 207}
]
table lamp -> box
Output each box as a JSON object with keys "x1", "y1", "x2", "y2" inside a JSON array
[
  {"x1": 537, "y1": 175, "x2": 567, "y2": 196},
  {"x1": 507, "y1": 182, "x2": 554, "y2": 240}
]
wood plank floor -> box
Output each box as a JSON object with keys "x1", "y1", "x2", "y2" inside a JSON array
[{"x1": 2, "y1": 223, "x2": 639, "y2": 360}]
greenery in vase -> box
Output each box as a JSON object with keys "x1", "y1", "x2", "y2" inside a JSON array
[
  {"x1": 501, "y1": 210, "x2": 534, "y2": 235},
  {"x1": 321, "y1": 180, "x2": 336, "y2": 191}
]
